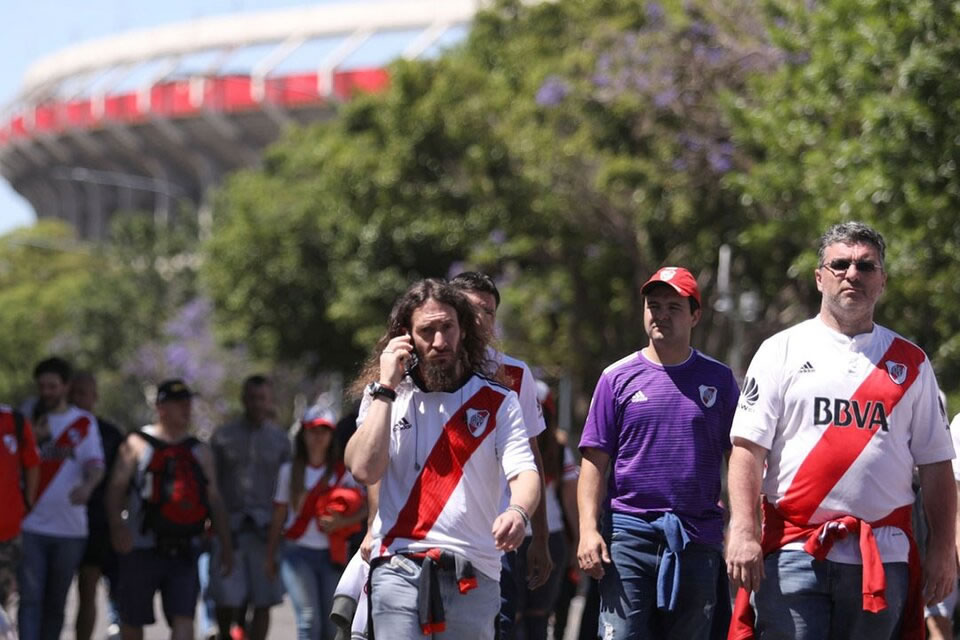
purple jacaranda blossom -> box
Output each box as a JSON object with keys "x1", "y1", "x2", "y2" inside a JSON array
[
  {"x1": 489, "y1": 229, "x2": 507, "y2": 245},
  {"x1": 654, "y1": 87, "x2": 679, "y2": 108},
  {"x1": 645, "y1": 2, "x2": 666, "y2": 28},
  {"x1": 536, "y1": 76, "x2": 570, "y2": 107},
  {"x1": 446, "y1": 261, "x2": 467, "y2": 279},
  {"x1": 687, "y1": 20, "x2": 715, "y2": 40},
  {"x1": 708, "y1": 142, "x2": 735, "y2": 173}
]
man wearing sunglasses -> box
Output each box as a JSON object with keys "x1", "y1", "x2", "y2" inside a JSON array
[{"x1": 726, "y1": 221, "x2": 956, "y2": 639}]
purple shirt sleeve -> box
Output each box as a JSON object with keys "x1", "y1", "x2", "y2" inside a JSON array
[
  {"x1": 579, "y1": 373, "x2": 616, "y2": 455},
  {"x1": 719, "y1": 370, "x2": 739, "y2": 451}
]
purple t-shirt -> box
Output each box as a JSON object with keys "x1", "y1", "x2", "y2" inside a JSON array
[{"x1": 579, "y1": 349, "x2": 738, "y2": 545}]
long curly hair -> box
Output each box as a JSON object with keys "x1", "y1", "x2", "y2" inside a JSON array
[{"x1": 349, "y1": 278, "x2": 498, "y2": 397}]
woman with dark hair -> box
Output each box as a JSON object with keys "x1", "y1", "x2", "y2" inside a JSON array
[{"x1": 265, "y1": 407, "x2": 366, "y2": 640}]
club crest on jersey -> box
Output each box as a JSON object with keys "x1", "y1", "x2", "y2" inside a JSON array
[
  {"x1": 3, "y1": 434, "x2": 16, "y2": 454},
  {"x1": 885, "y1": 361, "x2": 907, "y2": 385},
  {"x1": 699, "y1": 385, "x2": 717, "y2": 408},
  {"x1": 466, "y1": 409, "x2": 490, "y2": 437},
  {"x1": 68, "y1": 427, "x2": 83, "y2": 445}
]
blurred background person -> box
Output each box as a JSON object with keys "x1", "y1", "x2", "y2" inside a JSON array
[
  {"x1": 0, "y1": 405, "x2": 39, "y2": 616},
  {"x1": 70, "y1": 371, "x2": 124, "y2": 640},
  {"x1": 20, "y1": 357, "x2": 104, "y2": 640},
  {"x1": 265, "y1": 405, "x2": 366, "y2": 640},
  {"x1": 210, "y1": 375, "x2": 289, "y2": 640}
]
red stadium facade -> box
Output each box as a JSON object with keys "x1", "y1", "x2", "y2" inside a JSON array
[{"x1": 0, "y1": 1, "x2": 478, "y2": 240}]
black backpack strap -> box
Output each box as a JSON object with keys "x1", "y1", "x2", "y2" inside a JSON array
[
  {"x1": 131, "y1": 429, "x2": 166, "y2": 449},
  {"x1": 12, "y1": 410, "x2": 24, "y2": 447}
]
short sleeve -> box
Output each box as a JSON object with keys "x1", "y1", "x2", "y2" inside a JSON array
[
  {"x1": 517, "y1": 364, "x2": 546, "y2": 439},
  {"x1": 579, "y1": 374, "x2": 616, "y2": 455},
  {"x1": 730, "y1": 339, "x2": 783, "y2": 450},
  {"x1": 951, "y1": 415, "x2": 960, "y2": 481},
  {"x1": 561, "y1": 447, "x2": 579, "y2": 482},
  {"x1": 907, "y1": 360, "x2": 954, "y2": 465},
  {"x1": 274, "y1": 463, "x2": 292, "y2": 504},
  {"x1": 719, "y1": 368, "x2": 740, "y2": 451},
  {"x1": 497, "y1": 393, "x2": 537, "y2": 481},
  {"x1": 77, "y1": 414, "x2": 105, "y2": 468},
  {"x1": 356, "y1": 393, "x2": 373, "y2": 428},
  {"x1": 19, "y1": 418, "x2": 40, "y2": 468}
]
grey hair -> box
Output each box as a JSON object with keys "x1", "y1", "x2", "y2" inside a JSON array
[{"x1": 817, "y1": 221, "x2": 886, "y2": 266}]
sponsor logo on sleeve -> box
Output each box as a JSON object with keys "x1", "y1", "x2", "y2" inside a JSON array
[
  {"x1": 466, "y1": 409, "x2": 490, "y2": 437},
  {"x1": 699, "y1": 385, "x2": 718, "y2": 408},
  {"x1": 739, "y1": 377, "x2": 759, "y2": 411},
  {"x1": 885, "y1": 361, "x2": 907, "y2": 385}
]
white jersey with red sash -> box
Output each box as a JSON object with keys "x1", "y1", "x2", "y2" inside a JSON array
[
  {"x1": 23, "y1": 406, "x2": 104, "y2": 537},
  {"x1": 358, "y1": 374, "x2": 537, "y2": 580},
  {"x1": 728, "y1": 317, "x2": 953, "y2": 639}
]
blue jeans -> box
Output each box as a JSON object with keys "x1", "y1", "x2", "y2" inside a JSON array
[
  {"x1": 17, "y1": 532, "x2": 87, "y2": 640},
  {"x1": 499, "y1": 533, "x2": 567, "y2": 640},
  {"x1": 754, "y1": 550, "x2": 909, "y2": 639},
  {"x1": 598, "y1": 526, "x2": 725, "y2": 639},
  {"x1": 370, "y1": 553, "x2": 499, "y2": 639},
  {"x1": 280, "y1": 545, "x2": 341, "y2": 640}
]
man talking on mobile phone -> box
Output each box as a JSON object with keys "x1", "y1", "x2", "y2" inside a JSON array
[{"x1": 346, "y1": 278, "x2": 541, "y2": 639}]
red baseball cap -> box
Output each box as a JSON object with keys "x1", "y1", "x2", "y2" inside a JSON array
[{"x1": 641, "y1": 266, "x2": 701, "y2": 306}]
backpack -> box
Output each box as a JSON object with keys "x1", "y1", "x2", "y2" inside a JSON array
[{"x1": 133, "y1": 430, "x2": 210, "y2": 543}]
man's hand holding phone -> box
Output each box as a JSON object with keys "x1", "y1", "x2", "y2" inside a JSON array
[{"x1": 379, "y1": 334, "x2": 415, "y2": 389}]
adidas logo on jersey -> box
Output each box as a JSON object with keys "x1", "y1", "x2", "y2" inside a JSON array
[
  {"x1": 799, "y1": 361, "x2": 815, "y2": 373},
  {"x1": 631, "y1": 390, "x2": 648, "y2": 403},
  {"x1": 739, "y1": 377, "x2": 759, "y2": 411},
  {"x1": 393, "y1": 417, "x2": 412, "y2": 432}
]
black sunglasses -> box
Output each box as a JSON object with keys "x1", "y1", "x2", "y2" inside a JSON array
[{"x1": 821, "y1": 258, "x2": 882, "y2": 274}]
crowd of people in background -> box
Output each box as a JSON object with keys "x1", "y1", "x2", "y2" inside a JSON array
[{"x1": 2, "y1": 221, "x2": 960, "y2": 640}]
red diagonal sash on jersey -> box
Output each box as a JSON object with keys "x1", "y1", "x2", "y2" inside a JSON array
[
  {"x1": 503, "y1": 364, "x2": 523, "y2": 394},
  {"x1": 284, "y1": 470, "x2": 338, "y2": 540},
  {"x1": 778, "y1": 337, "x2": 925, "y2": 522},
  {"x1": 382, "y1": 386, "x2": 507, "y2": 549},
  {"x1": 36, "y1": 416, "x2": 90, "y2": 499}
]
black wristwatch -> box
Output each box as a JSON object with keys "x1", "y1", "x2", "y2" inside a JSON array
[{"x1": 366, "y1": 381, "x2": 397, "y2": 402}]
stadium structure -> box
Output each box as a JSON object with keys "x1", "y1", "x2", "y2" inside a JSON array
[{"x1": 0, "y1": 1, "x2": 481, "y2": 240}]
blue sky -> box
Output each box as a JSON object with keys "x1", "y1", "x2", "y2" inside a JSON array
[{"x1": 0, "y1": 0, "x2": 465, "y2": 235}]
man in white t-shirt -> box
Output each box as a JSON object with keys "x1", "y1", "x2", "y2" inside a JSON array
[
  {"x1": 449, "y1": 271, "x2": 552, "y2": 639},
  {"x1": 725, "y1": 222, "x2": 956, "y2": 639},
  {"x1": 346, "y1": 278, "x2": 540, "y2": 639},
  {"x1": 19, "y1": 357, "x2": 104, "y2": 640}
]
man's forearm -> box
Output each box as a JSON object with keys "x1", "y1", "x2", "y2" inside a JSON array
[
  {"x1": 727, "y1": 442, "x2": 766, "y2": 537},
  {"x1": 577, "y1": 450, "x2": 608, "y2": 536},
  {"x1": 506, "y1": 470, "x2": 541, "y2": 517},
  {"x1": 529, "y1": 437, "x2": 549, "y2": 539},
  {"x1": 919, "y1": 461, "x2": 957, "y2": 550},
  {"x1": 345, "y1": 400, "x2": 393, "y2": 484}
]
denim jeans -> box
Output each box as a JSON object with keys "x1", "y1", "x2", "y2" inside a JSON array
[
  {"x1": 598, "y1": 526, "x2": 725, "y2": 640},
  {"x1": 17, "y1": 532, "x2": 87, "y2": 640},
  {"x1": 754, "y1": 550, "x2": 909, "y2": 640},
  {"x1": 499, "y1": 532, "x2": 567, "y2": 640},
  {"x1": 370, "y1": 553, "x2": 499, "y2": 639},
  {"x1": 280, "y1": 545, "x2": 341, "y2": 640}
]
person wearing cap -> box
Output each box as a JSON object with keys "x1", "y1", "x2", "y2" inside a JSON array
[
  {"x1": 725, "y1": 222, "x2": 956, "y2": 640},
  {"x1": 265, "y1": 405, "x2": 366, "y2": 640},
  {"x1": 209, "y1": 375, "x2": 290, "y2": 640},
  {"x1": 448, "y1": 271, "x2": 552, "y2": 640},
  {"x1": 577, "y1": 266, "x2": 739, "y2": 639},
  {"x1": 106, "y1": 379, "x2": 233, "y2": 640},
  {"x1": 19, "y1": 357, "x2": 105, "y2": 640}
]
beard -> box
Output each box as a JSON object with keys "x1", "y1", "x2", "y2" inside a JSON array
[{"x1": 420, "y1": 352, "x2": 465, "y2": 392}]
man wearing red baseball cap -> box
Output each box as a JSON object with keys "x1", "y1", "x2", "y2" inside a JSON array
[{"x1": 578, "y1": 266, "x2": 738, "y2": 639}]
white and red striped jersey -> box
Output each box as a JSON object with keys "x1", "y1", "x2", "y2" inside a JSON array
[
  {"x1": 731, "y1": 317, "x2": 953, "y2": 563},
  {"x1": 23, "y1": 406, "x2": 104, "y2": 538},
  {"x1": 358, "y1": 374, "x2": 537, "y2": 579},
  {"x1": 489, "y1": 348, "x2": 546, "y2": 440}
]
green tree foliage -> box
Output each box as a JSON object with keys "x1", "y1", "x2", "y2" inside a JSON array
[
  {"x1": 0, "y1": 221, "x2": 99, "y2": 400},
  {"x1": 729, "y1": 0, "x2": 960, "y2": 400},
  {"x1": 206, "y1": 0, "x2": 773, "y2": 406}
]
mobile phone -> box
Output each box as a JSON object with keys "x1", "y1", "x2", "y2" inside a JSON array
[{"x1": 404, "y1": 350, "x2": 420, "y2": 378}]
